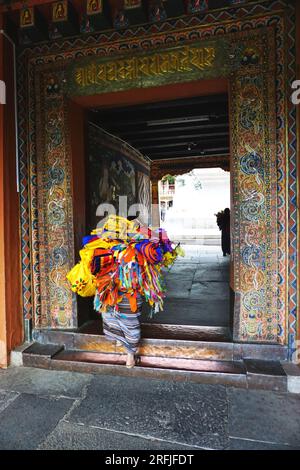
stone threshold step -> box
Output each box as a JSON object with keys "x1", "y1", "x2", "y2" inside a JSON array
[
  {"x1": 53, "y1": 350, "x2": 246, "y2": 374},
  {"x1": 22, "y1": 343, "x2": 288, "y2": 391},
  {"x1": 32, "y1": 326, "x2": 287, "y2": 362},
  {"x1": 35, "y1": 322, "x2": 232, "y2": 342}
]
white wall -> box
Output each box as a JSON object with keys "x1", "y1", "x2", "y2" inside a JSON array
[{"x1": 161, "y1": 168, "x2": 230, "y2": 240}]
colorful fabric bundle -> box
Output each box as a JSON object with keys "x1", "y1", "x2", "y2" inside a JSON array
[
  {"x1": 135, "y1": 240, "x2": 163, "y2": 264},
  {"x1": 67, "y1": 215, "x2": 184, "y2": 315},
  {"x1": 90, "y1": 248, "x2": 115, "y2": 276}
]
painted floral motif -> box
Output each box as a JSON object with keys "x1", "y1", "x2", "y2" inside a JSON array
[
  {"x1": 243, "y1": 289, "x2": 266, "y2": 311},
  {"x1": 244, "y1": 227, "x2": 263, "y2": 246},
  {"x1": 72, "y1": 278, "x2": 88, "y2": 292},
  {"x1": 50, "y1": 187, "x2": 65, "y2": 202},
  {"x1": 50, "y1": 285, "x2": 69, "y2": 306},
  {"x1": 241, "y1": 48, "x2": 260, "y2": 66},
  {"x1": 240, "y1": 176, "x2": 261, "y2": 197},
  {"x1": 48, "y1": 201, "x2": 66, "y2": 226},
  {"x1": 241, "y1": 267, "x2": 265, "y2": 290},
  {"x1": 241, "y1": 245, "x2": 265, "y2": 270},
  {"x1": 46, "y1": 78, "x2": 61, "y2": 95},
  {"x1": 46, "y1": 112, "x2": 64, "y2": 150},
  {"x1": 240, "y1": 105, "x2": 259, "y2": 131},
  {"x1": 50, "y1": 247, "x2": 68, "y2": 268},
  {"x1": 47, "y1": 127, "x2": 63, "y2": 150},
  {"x1": 46, "y1": 166, "x2": 65, "y2": 188},
  {"x1": 241, "y1": 199, "x2": 264, "y2": 222},
  {"x1": 240, "y1": 150, "x2": 264, "y2": 178}
]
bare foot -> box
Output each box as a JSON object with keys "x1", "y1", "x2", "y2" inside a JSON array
[{"x1": 126, "y1": 353, "x2": 135, "y2": 368}]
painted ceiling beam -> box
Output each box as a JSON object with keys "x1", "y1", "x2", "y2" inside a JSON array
[
  {"x1": 128, "y1": 131, "x2": 229, "y2": 143},
  {"x1": 119, "y1": 123, "x2": 230, "y2": 137},
  {"x1": 0, "y1": 1, "x2": 55, "y2": 14}
]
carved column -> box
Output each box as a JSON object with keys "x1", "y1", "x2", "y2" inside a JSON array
[
  {"x1": 230, "y1": 63, "x2": 278, "y2": 343},
  {"x1": 36, "y1": 70, "x2": 77, "y2": 329}
]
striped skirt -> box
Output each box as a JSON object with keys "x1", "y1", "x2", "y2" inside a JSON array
[{"x1": 102, "y1": 293, "x2": 143, "y2": 354}]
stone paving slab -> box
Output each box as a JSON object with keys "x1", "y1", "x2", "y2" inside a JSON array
[
  {"x1": 166, "y1": 273, "x2": 195, "y2": 283},
  {"x1": 228, "y1": 388, "x2": 300, "y2": 447},
  {"x1": 0, "y1": 366, "x2": 92, "y2": 398},
  {"x1": 169, "y1": 265, "x2": 198, "y2": 275},
  {"x1": 191, "y1": 264, "x2": 223, "y2": 271},
  {"x1": 194, "y1": 269, "x2": 227, "y2": 282},
  {"x1": 0, "y1": 390, "x2": 19, "y2": 413},
  {"x1": 173, "y1": 259, "x2": 200, "y2": 265},
  {"x1": 147, "y1": 299, "x2": 230, "y2": 326},
  {"x1": 165, "y1": 279, "x2": 192, "y2": 299},
  {"x1": 198, "y1": 256, "x2": 222, "y2": 263},
  {"x1": 67, "y1": 375, "x2": 229, "y2": 449},
  {"x1": 0, "y1": 393, "x2": 74, "y2": 450},
  {"x1": 38, "y1": 421, "x2": 200, "y2": 450},
  {"x1": 227, "y1": 437, "x2": 300, "y2": 450},
  {"x1": 0, "y1": 368, "x2": 300, "y2": 450},
  {"x1": 190, "y1": 282, "x2": 230, "y2": 300}
]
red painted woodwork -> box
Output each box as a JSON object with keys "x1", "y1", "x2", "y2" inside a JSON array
[
  {"x1": 72, "y1": 78, "x2": 228, "y2": 109},
  {"x1": 297, "y1": 1, "x2": 300, "y2": 345},
  {"x1": 0, "y1": 13, "x2": 23, "y2": 368}
]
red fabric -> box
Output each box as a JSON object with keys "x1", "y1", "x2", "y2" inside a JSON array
[{"x1": 91, "y1": 248, "x2": 114, "y2": 276}]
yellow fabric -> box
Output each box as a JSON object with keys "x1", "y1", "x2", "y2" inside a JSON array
[
  {"x1": 66, "y1": 228, "x2": 120, "y2": 298},
  {"x1": 163, "y1": 245, "x2": 185, "y2": 267},
  {"x1": 66, "y1": 260, "x2": 96, "y2": 297},
  {"x1": 91, "y1": 215, "x2": 137, "y2": 240}
]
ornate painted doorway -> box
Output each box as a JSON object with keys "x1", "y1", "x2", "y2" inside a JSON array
[{"x1": 18, "y1": 6, "x2": 297, "y2": 352}]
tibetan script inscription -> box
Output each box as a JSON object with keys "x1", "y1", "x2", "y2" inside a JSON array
[{"x1": 74, "y1": 46, "x2": 216, "y2": 87}]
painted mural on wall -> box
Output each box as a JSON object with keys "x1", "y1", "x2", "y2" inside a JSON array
[
  {"x1": 87, "y1": 124, "x2": 143, "y2": 231},
  {"x1": 17, "y1": 1, "x2": 297, "y2": 350}
]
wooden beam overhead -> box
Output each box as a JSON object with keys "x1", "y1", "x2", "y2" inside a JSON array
[
  {"x1": 118, "y1": 122, "x2": 229, "y2": 137},
  {"x1": 128, "y1": 131, "x2": 229, "y2": 144},
  {"x1": 90, "y1": 92, "x2": 230, "y2": 161},
  {"x1": 0, "y1": 0, "x2": 53, "y2": 13}
]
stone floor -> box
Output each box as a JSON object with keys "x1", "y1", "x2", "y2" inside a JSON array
[
  {"x1": 0, "y1": 366, "x2": 299, "y2": 450},
  {"x1": 141, "y1": 245, "x2": 230, "y2": 326}
]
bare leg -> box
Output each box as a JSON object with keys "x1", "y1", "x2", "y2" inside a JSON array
[{"x1": 126, "y1": 352, "x2": 136, "y2": 368}]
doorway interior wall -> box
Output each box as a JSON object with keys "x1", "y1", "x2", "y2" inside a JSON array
[{"x1": 17, "y1": 2, "x2": 298, "y2": 354}]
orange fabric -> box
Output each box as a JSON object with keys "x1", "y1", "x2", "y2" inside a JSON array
[
  {"x1": 126, "y1": 292, "x2": 138, "y2": 313},
  {"x1": 95, "y1": 274, "x2": 112, "y2": 292},
  {"x1": 122, "y1": 245, "x2": 136, "y2": 263}
]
